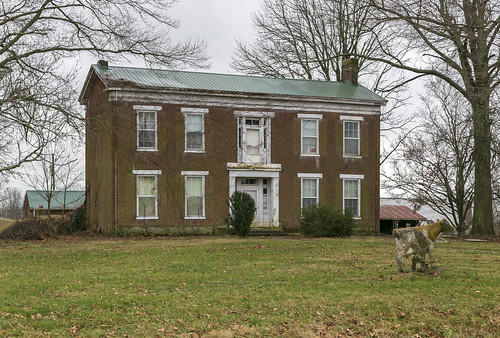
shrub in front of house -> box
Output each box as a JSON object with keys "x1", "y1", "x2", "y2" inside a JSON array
[
  {"x1": 225, "y1": 191, "x2": 256, "y2": 238},
  {"x1": 299, "y1": 204, "x2": 354, "y2": 237}
]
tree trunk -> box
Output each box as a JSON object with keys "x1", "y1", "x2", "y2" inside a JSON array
[{"x1": 471, "y1": 102, "x2": 494, "y2": 234}]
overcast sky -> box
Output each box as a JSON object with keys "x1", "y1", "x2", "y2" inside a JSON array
[
  {"x1": 168, "y1": 0, "x2": 262, "y2": 74},
  {"x1": 79, "y1": 0, "x2": 262, "y2": 78},
  {"x1": 13, "y1": 1, "x2": 262, "y2": 191}
]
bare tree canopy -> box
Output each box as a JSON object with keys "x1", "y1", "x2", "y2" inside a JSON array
[
  {"x1": 232, "y1": 0, "x2": 412, "y2": 148},
  {"x1": 0, "y1": 186, "x2": 23, "y2": 219},
  {"x1": 384, "y1": 79, "x2": 475, "y2": 234},
  {"x1": 232, "y1": 0, "x2": 399, "y2": 85},
  {"x1": 369, "y1": 0, "x2": 499, "y2": 234},
  {"x1": 0, "y1": 0, "x2": 208, "y2": 175}
]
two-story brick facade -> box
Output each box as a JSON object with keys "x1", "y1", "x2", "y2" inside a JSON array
[{"x1": 79, "y1": 60, "x2": 386, "y2": 235}]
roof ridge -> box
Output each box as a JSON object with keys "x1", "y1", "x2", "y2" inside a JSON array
[{"x1": 94, "y1": 64, "x2": 361, "y2": 86}]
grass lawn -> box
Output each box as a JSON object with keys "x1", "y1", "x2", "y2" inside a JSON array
[{"x1": 0, "y1": 236, "x2": 498, "y2": 337}]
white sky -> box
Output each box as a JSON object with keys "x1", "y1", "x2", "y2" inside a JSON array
[
  {"x1": 10, "y1": 0, "x2": 413, "y2": 196},
  {"x1": 168, "y1": 0, "x2": 262, "y2": 74},
  {"x1": 11, "y1": 0, "x2": 262, "y2": 192},
  {"x1": 78, "y1": 0, "x2": 262, "y2": 78}
]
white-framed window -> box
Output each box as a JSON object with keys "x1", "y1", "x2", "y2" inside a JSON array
[
  {"x1": 135, "y1": 105, "x2": 161, "y2": 151},
  {"x1": 133, "y1": 170, "x2": 162, "y2": 220},
  {"x1": 298, "y1": 173, "x2": 323, "y2": 210},
  {"x1": 181, "y1": 171, "x2": 208, "y2": 219},
  {"x1": 299, "y1": 114, "x2": 322, "y2": 156},
  {"x1": 235, "y1": 111, "x2": 274, "y2": 164},
  {"x1": 341, "y1": 116, "x2": 363, "y2": 157},
  {"x1": 340, "y1": 174, "x2": 364, "y2": 218},
  {"x1": 182, "y1": 107, "x2": 208, "y2": 153}
]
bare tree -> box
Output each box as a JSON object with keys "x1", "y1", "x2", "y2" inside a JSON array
[
  {"x1": 0, "y1": 0, "x2": 208, "y2": 175},
  {"x1": 369, "y1": 0, "x2": 499, "y2": 234},
  {"x1": 0, "y1": 186, "x2": 23, "y2": 219},
  {"x1": 384, "y1": 79, "x2": 475, "y2": 234},
  {"x1": 231, "y1": 0, "x2": 413, "y2": 156}
]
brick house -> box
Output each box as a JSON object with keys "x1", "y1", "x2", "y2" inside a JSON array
[{"x1": 79, "y1": 60, "x2": 386, "y2": 235}]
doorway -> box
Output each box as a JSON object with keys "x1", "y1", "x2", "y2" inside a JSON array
[{"x1": 236, "y1": 178, "x2": 272, "y2": 227}]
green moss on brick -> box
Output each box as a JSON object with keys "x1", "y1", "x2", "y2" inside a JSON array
[
  {"x1": 122, "y1": 226, "x2": 146, "y2": 236},
  {"x1": 149, "y1": 227, "x2": 167, "y2": 236}
]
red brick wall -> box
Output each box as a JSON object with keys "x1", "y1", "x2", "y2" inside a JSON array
[{"x1": 86, "y1": 81, "x2": 380, "y2": 233}]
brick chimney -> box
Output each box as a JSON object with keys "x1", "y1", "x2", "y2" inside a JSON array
[
  {"x1": 342, "y1": 58, "x2": 359, "y2": 84},
  {"x1": 97, "y1": 60, "x2": 108, "y2": 66}
]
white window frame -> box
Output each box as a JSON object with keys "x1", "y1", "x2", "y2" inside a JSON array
[
  {"x1": 181, "y1": 171, "x2": 209, "y2": 220},
  {"x1": 133, "y1": 169, "x2": 162, "y2": 220},
  {"x1": 340, "y1": 174, "x2": 364, "y2": 218},
  {"x1": 135, "y1": 105, "x2": 161, "y2": 151},
  {"x1": 234, "y1": 111, "x2": 274, "y2": 164},
  {"x1": 182, "y1": 107, "x2": 208, "y2": 153},
  {"x1": 340, "y1": 115, "x2": 363, "y2": 158},
  {"x1": 298, "y1": 173, "x2": 323, "y2": 209},
  {"x1": 298, "y1": 114, "x2": 323, "y2": 156}
]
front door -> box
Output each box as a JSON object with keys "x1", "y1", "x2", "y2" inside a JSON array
[{"x1": 236, "y1": 178, "x2": 272, "y2": 227}]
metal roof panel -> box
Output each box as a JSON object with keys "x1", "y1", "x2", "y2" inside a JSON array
[
  {"x1": 26, "y1": 190, "x2": 85, "y2": 210},
  {"x1": 92, "y1": 65, "x2": 387, "y2": 103},
  {"x1": 380, "y1": 205, "x2": 427, "y2": 221}
]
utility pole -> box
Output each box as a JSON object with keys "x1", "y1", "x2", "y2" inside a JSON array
[{"x1": 51, "y1": 153, "x2": 55, "y2": 192}]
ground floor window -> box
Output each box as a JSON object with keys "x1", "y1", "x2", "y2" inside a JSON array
[
  {"x1": 340, "y1": 174, "x2": 364, "y2": 218},
  {"x1": 298, "y1": 173, "x2": 323, "y2": 210},
  {"x1": 137, "y1": 176, "x2": 158, "y2": 219},
  {"x1": 182, "y1": 171, "x2": 208, "y2": 219},
  {"x1": 133, "y1": 170, "x2": 161, "y2": 220}
]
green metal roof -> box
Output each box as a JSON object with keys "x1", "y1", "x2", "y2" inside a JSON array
[
  {"x1": 90, "y1": 65, "x2": 387, "y2": 103},
  {"x1": 25, "y1": 190, "x2": 85, "y2": 210}
]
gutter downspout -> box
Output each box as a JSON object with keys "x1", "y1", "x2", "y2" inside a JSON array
[{"x1": 113, "y1": 96, "x2": 118, "y2": 235}]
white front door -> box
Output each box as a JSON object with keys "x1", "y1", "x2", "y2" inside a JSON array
[{"x1": 236, "y1": 178, "x2": 272, "y2": 227}]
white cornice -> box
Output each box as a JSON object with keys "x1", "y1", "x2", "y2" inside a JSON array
[{"x1": 104, "y1": 88, "x2": 383, "y2": 115}]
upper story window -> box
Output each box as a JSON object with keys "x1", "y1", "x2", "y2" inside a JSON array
[
  {"x1": 182, "y1": 107, "x2": 208, "y2": 153},
  {"x1": 341, "y1": 116, "x2": 363, "y2": 157},
  {"x1": 298, "y1": 114, "x2": 323, "y2": 156},
  {"x1": 134, "y1": 105, "x2": 161, "y2": 151},
  {"x1": 235, "y1": 111, "x2": 274, "y2": 164}
]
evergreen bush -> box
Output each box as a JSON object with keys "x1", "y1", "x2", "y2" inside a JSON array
[
  {"x1": 299, "y1": 204, "x2": 354, "y2": 237},
  {"x1": 225, "y1": 191, "x2": 256, "y2": 237}
]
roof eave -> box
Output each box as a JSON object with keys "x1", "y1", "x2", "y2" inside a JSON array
[
  {"x1": 104, "y1": 86, "x2": 387, "y2": 106},
  {"x1": 78, "y1": 65, "x2": 109, "y2": 105}
]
